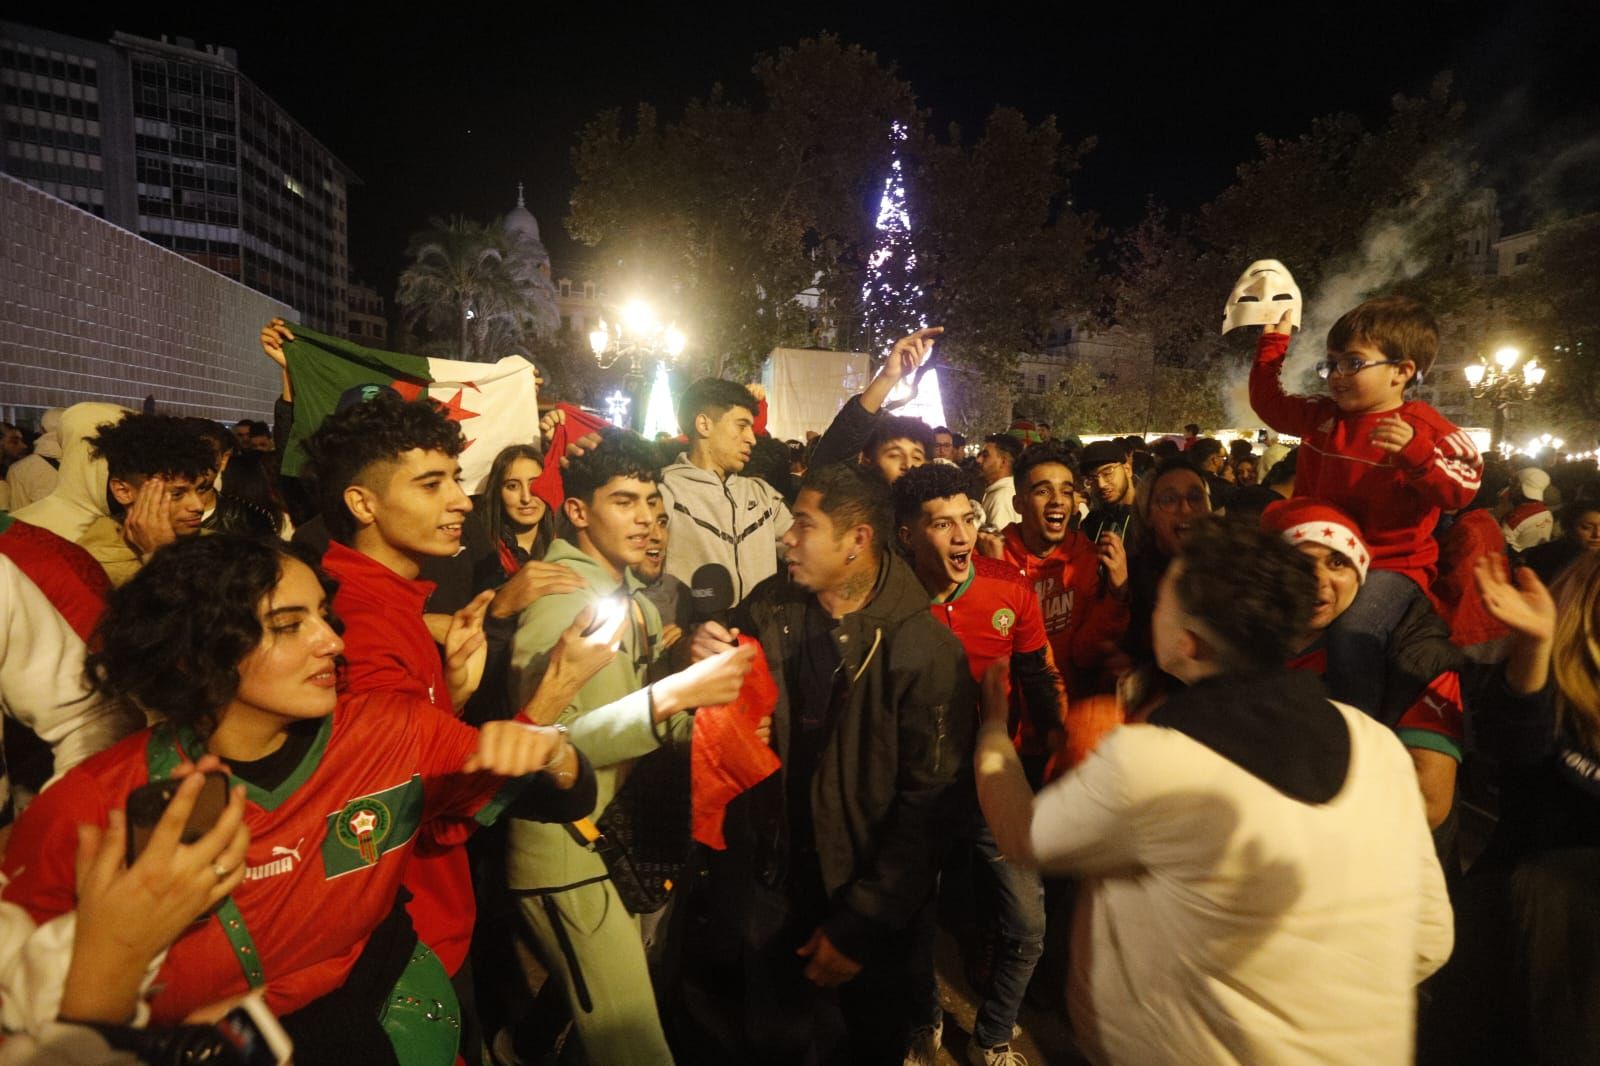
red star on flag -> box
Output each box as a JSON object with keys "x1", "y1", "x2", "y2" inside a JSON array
[
  {"x1": 1321, "y1": 527, "x2": 1334, "y2": 538},
  {"x1": 388, "y1": 383, "x2": 483, "y2": 450},
  {"x1": 1292, "y1": 529, "x2": 1306, "y2": 539}
]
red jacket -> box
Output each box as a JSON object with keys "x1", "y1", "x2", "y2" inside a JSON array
[
  {"x1": 321, "y1": 542, "x2": 473, "y2": 975},
  {"x1": 998, "y1": 525, "x2": 1128, "y2": 694},
  {"x1": 322, "y1": 542, "x2": 449, "y2": 713},
  {"x1": 1249, "y1": 330, "x2": 1481, "y2": 588},
  {"x1": 1434, "y1": 509, "x2": 1510, "y2": 648}
]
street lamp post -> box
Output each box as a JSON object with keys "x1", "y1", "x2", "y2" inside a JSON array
[
  {"x1": 588, "y1": 299, "x2": 687, "y2": 431},
  {"x1": 1463, "y1": 345, "x2": 1545, "y2": 452}
]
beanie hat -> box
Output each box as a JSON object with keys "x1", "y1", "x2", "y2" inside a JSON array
[
  {"x1": 1079, "y1": 439, "x2": 1128, "y2": 472},
  {"x1": 1260, "y1": 497, "x2": 1371, "y2": 584},
  {"x1": 1513, "y1": 467, "x2": 1550, "y2": 502}
]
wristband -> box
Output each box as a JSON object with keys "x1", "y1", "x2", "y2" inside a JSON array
[{"x1": 542, "y1": 723, "x2": 576, "y2": 784}]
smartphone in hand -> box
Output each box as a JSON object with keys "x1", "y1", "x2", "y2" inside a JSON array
[
  {"x1": 581, "y1": 595, "x2": 629, "y2": 637},
  {"x1": 124, "y1": 772, "x2": 230, "y2": 866},
  {"x1": 216, "y1": 992, "x2": 293, "y2": 1066}
]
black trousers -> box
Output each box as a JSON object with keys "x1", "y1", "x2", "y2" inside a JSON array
[{"x1": 670, "y1": 848, "x2": 938, "y2": 1066}]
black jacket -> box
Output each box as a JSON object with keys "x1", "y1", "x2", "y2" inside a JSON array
[{"x1": 731, "y1": 552, "x2": 977, "y2": 958}]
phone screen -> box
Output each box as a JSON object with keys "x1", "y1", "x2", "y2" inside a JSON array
[
  {"x1": 217, "y1": 1003, "x2": 289, "y2": 1066},
  {"x1": 581, "y1": 596, "x2": 628, "y2": 637},
  {"x1": 124, "y1": 772, "x2": 230, "y2": 866}
]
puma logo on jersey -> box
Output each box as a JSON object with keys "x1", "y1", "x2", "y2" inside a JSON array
[{"x1": 245, "y1": 838, "x2": 305, "y2": 882}]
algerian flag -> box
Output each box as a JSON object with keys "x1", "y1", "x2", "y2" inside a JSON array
[{"x1": 279, "y1": 325, "x2": 540, "y2": 492}]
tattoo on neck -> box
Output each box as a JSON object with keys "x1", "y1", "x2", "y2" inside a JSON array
[{"x1": 839, "y1": 566, "x2": 872, "y2": 601}]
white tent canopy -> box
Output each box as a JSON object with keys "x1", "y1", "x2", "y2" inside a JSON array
[{"x1": 762, "y1": 348, "x2": 947, "y2": 441}]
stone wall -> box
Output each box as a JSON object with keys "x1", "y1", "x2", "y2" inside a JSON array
[{"x1": 0, "y1": 173, "x2": 293, "y2": 426}]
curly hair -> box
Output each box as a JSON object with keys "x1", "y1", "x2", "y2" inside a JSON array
[
  {"x1": 85, "y1": 536, "x2": 339, "y2": 737},
  {"x1": 891, "y1": 461, "x2": 983, "y2": 527},
  {"x1": 302, "y1": 391, "x2": 464, "y2": 543},
  {"x1": 182, "y1": 417, "x2": 237, "y2": 466},
  {"x1": 1014, "y1": 441, "x2": 1078, "y2": 489},
  {"x1": 864, "y1": 415, "x2": 935, "y2": 460},
  {"x1": 87, "y1": 413, "x2": 217, "y2": 484},
  {"x1": 561, "y1": 429, "x2": 661, "y2": 506},
  {"x1": 1172, "y1": 520, "x2": 1316, "y2": 672}
]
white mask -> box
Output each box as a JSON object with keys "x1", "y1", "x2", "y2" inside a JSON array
[{"x1": 1222, "y1": 259, "x2": 1302, "y2": 334}]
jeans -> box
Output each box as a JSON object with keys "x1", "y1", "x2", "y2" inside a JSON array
[
  {"x1": 971, "y1": 817, "x2": 1047, "y2": 1048},
  {"x1": 1324, "y1": 569, "x2": 1422, "y2": 717},
  {"x1": 920, "y1": 810, "x2": 1049, "y2": 1048}
]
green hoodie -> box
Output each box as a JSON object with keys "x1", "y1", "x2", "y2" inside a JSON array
[{"x1": 505, "y1": 538, "x2": 690, "y2": 891}]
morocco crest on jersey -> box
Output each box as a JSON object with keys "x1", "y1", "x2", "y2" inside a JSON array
[{"x1": 323, "y1": 776, "x2": 424, "y2": 877}]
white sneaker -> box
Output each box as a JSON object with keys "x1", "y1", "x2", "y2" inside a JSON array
[
  {"x1": 903, "y1": 1018, "x2": 943, "y2": 1066},
  {"x1": 967, "y1": 1040, "x2": 1029, "y2": 1066}
]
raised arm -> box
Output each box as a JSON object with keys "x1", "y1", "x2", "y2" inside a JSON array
[
  {"x1": 1248, "y1": 319, "x2": 1319, "y2": 438},
  {"x1": 812, "y1": 326, "x2": 942, "y2": 467}
]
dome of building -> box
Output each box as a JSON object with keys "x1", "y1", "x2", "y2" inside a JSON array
[{"x1": 504, "y1": 182, "x2": 541, "y2": 242}]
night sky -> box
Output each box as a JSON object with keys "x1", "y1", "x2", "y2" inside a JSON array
[{"x1": 21, "y1": 2, "x2": 1598, "y2": 293}]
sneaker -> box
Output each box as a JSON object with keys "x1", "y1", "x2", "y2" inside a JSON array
[
  {"x1": 903, "y1": 1019, "x2": 943, "y2": 1066},
  {"x1": 967, "y1": 1041, "x2": 1029, "y2": 1066}
]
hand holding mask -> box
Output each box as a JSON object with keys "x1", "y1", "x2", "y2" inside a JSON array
[{"x1": 1222, "y1": 259, "x2": 1302, "y2": 334}]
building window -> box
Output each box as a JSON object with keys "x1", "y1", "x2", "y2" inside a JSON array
[
  {"x1": 1036, "y1": 374, "x2": 1047, "y2": 391},
  {"x1": 559, "y1": 280, "x2": 571, "y2": 297},
  {"x1": 1515, "y1": 251, "x2": 1531, "y2": 266},
  {"x1": 583, "y1": 282, "x2": 595, "y2": 299}
]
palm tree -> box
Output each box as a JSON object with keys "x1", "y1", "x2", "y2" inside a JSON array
[{"x1": 396, "y1": 216, "x2": 526, "y2": 361}]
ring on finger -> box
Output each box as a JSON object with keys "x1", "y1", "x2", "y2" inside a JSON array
[{"x1": 213, "y1": 863, "x2": 232, "y2": 880}]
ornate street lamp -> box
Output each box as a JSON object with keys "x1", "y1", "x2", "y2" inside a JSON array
[
  {"x1": 1463, "y1": 345, "x2": 1544, "y2": 451},
  {"x1": 588, "y1": 299, "x2": 687, "y2": 430}
]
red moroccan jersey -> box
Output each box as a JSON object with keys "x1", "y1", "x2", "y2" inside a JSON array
[
  {"x1": 998, "y1": 525, "x2": 1128, "y2": 693},
  {"x1": 928, "y1": 556, "x2": 1049, "y2": 681},
  {"x1": 0, "y1": 691, "x2": 516, "y2": 1024},
  {"x1": 1249, "y1": 330, "x2": 1482, "y2": 589}
]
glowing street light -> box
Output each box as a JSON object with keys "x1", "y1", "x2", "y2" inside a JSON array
[
  {"x1": 1463, "y1": 343, "x2": 1544, "y2": 451},
  {"x1": 587, "y1": 297, "x2": 689, "y2": 431}
]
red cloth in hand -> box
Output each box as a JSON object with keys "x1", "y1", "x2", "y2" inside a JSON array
[
  {"x1": 691, "y1": 635, "x2": 781, "y2": 849},
  {"x1": 532, "y1": 404, "x2": 611, "y2": 511}
]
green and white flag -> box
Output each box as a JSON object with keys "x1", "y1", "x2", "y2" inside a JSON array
[{"x1": 279, "y1": 325, "x2": 540, "y2": 492}]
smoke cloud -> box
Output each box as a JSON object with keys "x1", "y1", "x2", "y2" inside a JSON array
[{"x1": 1222, "y1": 153, "x2": 1470, "y2": 429}]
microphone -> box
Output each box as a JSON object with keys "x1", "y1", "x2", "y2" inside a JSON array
[{"x1": 689, "y1": 563, "x2": 735, "y2": 629}]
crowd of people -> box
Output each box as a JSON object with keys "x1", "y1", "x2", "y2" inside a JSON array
[{"x1": 0, "y1": 291, "x2": 1596, "y2": 1066}]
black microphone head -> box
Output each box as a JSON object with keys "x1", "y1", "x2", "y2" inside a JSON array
[{"x1": 689, "y1": 563, "x2": 735, "y2": 621}]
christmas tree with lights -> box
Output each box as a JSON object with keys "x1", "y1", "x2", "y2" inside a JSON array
[
  {"x1": 861, "y1": 121, "x2": 927, "y2": 355},
  {"x1": 859, "y1": 121, "x2": 947, "y2": 427}
]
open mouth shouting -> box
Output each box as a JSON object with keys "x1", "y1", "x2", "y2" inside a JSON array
[
  {"x1": 1041, "y1": 506, "x2": 1069, "y2": 539},
  {"x1": 947, "y1": 549, "x2": 971, "y2": 577}
]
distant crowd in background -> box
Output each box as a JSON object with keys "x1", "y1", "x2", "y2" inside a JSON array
[{"x1": 0, "y1": 290, "x2": 1597, "y2": 1066}]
